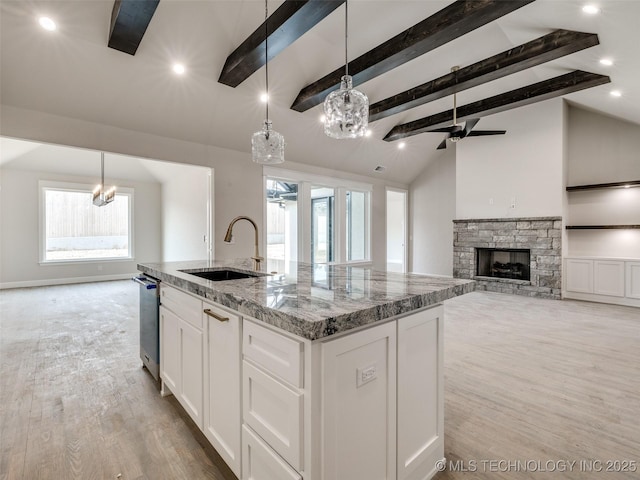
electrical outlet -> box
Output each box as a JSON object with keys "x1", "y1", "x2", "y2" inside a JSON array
[
  {"x1": 489, "y1": 198, "x2": 494, "y2": 205},
  {"x1": 510, "y1": 197, "x2": 517, "y2": 209},
  {"x1": 356, "y1": 363, "x2": 377, "y2": 388}
]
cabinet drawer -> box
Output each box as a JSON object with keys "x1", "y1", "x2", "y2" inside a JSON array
[
  {"x1": 242, "y1": 425, "x2": 301, "y2": 480},
  {"x1": 161, "y1": 285, "x2": 202, "y2": 329},
  {"x1": 203, "y1": 300, "x2": 241, "y2": 325},
  {"x1": 243, "y1": 320, "x2": 303, "y2": 387},
  {"x1": 243, "y1": 361, "x2": 303, "y2": 470}
]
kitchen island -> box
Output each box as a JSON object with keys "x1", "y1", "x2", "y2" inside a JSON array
[{"x1": 138, "y1": 259, "x2": 474, "y2": 480}]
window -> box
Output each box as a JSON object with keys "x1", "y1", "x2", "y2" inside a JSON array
[
  {"x1": 311, "y1": 186, "x2": 334, "y2": 263},
  {"x1": 265, "y1": 179, "x2": 298, "y2": 273},
  {"x1": 346, "y1": 190, "x2": 368, "y2": 262},
  {"x1": 40, "y1": 181, "x2": 133, "y2": 262},
  {"x1": 264, "y1": 169, "x2": 371, "y2": 265}
]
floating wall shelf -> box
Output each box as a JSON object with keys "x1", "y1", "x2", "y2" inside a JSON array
[
  {"x1": 566, "y1": 180, "x2": 640, "y2": 191},
  {"x1": 565, "y1": 225, "x2": 640, "y2": 230}
]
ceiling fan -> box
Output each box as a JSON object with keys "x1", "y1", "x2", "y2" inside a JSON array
[{"x1": 428, "y1": 67, "x2": 506, "y2": 150}]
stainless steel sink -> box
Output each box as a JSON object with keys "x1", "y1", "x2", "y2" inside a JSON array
[{"x1": 179, "y1": 269, "x2": 265, "y2": 281}]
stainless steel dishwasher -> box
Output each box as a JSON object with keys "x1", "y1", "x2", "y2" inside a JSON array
[{"x1": 133, "y1": 275, "x2": 160, "y2": 381}]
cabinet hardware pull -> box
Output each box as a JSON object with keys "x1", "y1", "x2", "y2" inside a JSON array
[{"x1": 204, "y1": 308, "x2": 229, "y2": 322}]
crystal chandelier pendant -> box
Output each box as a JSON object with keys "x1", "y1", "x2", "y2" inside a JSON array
[
  {"x1": 252, "y1": 120, "x2": 285, "y2": 164},
  {"x1": 324, "y1": 75, "x2": 369, "y2": 139}
]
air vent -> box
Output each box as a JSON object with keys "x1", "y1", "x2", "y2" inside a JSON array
[{"x1": 374, "y1": 165, "x2": 386, "y2": 173}]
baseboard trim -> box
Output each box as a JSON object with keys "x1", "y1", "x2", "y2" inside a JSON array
[
  {"x1": 0, "y1": 273, "x2": 136, "y2": 290},
  {"x1": 563, "y1": 291, "x2": 640, "y2": 308}
]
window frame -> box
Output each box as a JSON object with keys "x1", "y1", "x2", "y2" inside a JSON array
[
  {"x1": 39, "y1": 180, "x2": 135, "y2": 265},
  {"x1": 263, "y1": 168, "x2": 371, "y2": 265}
]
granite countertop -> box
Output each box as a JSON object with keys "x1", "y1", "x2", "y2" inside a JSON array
[{"x1": 138, "y1": 259, "x2": 475, "y2": 341}]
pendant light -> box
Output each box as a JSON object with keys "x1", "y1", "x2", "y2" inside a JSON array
[
  {"x1": 252, "y1": 0, "x2": 285, "y2": 164},
  {"x1": 92, "y1": 152, "x2": 116, "y2": 206},
  {"x1": 323, "y1": 0, "x2": 369, "y2": 139}
]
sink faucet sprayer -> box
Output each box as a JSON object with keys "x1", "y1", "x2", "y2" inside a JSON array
[{"x1": 223, "y1": 216, "x2": 264, "y2": 271}]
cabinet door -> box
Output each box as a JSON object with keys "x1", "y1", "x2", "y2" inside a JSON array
[
  {"x1": 321, "y1": 321, "x2": 397, "y2": 480},
  {"x1": 160, "y1": 306, "x2": 180, "y2": 395},
  {"x1": 626, "y1": 262, "x2": 640, "y2": 299},
  {"x1": 204, "y1": 303, "x2": 241, "y2": 478},
  {"x1": 397, "y1": 306, "x2": 444, "y2": 480},
  {"x1": 594, "y1": 260, "x2": 625, "y2": 297},
  {"x1": 565, "y1": 259, "x2": 593, "y2": 293},
  {"x1": 180, "y1": 319, "x2": 204, "y2": 429}
]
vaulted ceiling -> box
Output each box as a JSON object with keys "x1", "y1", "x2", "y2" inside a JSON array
[{"x1": 1, "y1": 0, "x2": 638, "y2": 184}]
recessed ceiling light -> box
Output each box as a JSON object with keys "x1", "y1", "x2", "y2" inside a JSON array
[
  {"x1": 624, "y1": 184, "x2": 630, "y2": 188},
  {"x1": 582, "y1": 4, "x2": 600, "y2": 15},
  {"x1": 610, "y1": 90, "x2": 622, "y2": 97},
  {"x1": 365, "y1": 129, "x2": 372, "y2": 137},
  {"x1": 599, "y1": 58, "x2": 613, "y2": 66},
  {"x1": 398, "y1": 142, "x2": 406, "y2": 150},
  {"x1": 260, "y1": 93, "x2": 269, "y2": 103},
  {"x1": 39, "y1": 16, "x2": 56, "y2": 31},
  {"x1": 172, "y1": 63, "x2": 185, "y2": 75}
]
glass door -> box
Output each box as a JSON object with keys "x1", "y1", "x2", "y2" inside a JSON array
[{"x1": 311, "y1": 187, "x2": 334, "y2": 263}]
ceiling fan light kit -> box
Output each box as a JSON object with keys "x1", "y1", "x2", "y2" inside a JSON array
[
  {"x1": 252, "y1": 0, "x2": 285, "y2": 165},
  {"x1": 323, "y1": 0, "x2": 369, "y2": 139}
]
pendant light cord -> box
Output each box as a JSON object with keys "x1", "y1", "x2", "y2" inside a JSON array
[
  {"x1": 264, "y1": 0, "x2": 269, "y2": 122},
  {"x1": 345, "y1": 0, "x2": 349, "y2": 77}
]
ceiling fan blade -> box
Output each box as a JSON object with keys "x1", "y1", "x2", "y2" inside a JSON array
[
  {"x1": 466, "y1": 130, "x2": 507, "y2": 136},
  {"x1": 462, "y1": 118, "x2": 480, "y2": 138},
  {"x1": 427, "y1": 126, "x2": 458, "y2": 133},
  {"x1": 436, "y1": 138, "x2": 448, "y2": 150}
]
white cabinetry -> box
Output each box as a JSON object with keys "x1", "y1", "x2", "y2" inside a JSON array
[
  {"x1": 159, "y1": 280, "x2": 446, "y2": 480},
  {"x1": 322, "y1": 321, "x2": 397, "y2": 480},
  {"x1": 565, "y1": 259, "x2": 593, "y2": 294},
  {"x1": 242, "y1": 319, "x2": 305, "y2": 477},
  {"x1": 397, "y1": 307, "x2": 444, "y2": 480},
  {"x1": 203, "y1": 301, "x2": 242, "y2": 478},
  {"x1": 627, "y1": 262, "x2": 640, "y2": 299},
  {"x1": 593, "y1": 260, "x2": 625, "y2": 297},
  {"x1": 564, "y1": 257, "x2": 640, "y2": 306},
  {"x1": 159, "y1": 284, "x2": 204, "y2": 428}
]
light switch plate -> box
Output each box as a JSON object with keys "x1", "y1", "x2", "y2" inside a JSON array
[{"x1": 356, "y1": 363, "x2": 377, "y2": 388}]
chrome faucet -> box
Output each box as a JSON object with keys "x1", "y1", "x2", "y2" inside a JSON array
[{"x1": 224, "y1": 216, "x2": 264, "y2": 271}]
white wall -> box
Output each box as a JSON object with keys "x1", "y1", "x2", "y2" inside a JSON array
[
  {"x1": 566, "y1": 106, "x2": 640, "y2": 258},
  {"x1": 1, "y1": 105, "x2": 407, "y2": 271},
  {"x1": 161, "y1": 167, "x2": 212, "y2": 262},
  {"x1": 456, "y1": 99, "x2": 565, "y2": 219},
  {"x1": 409, "y1": 148, "x2": 456, "y2": 276},
  {"x1": 567, "y1": 106, "x2": 640, "y2": 185},
  {"x1": 0, "y1": 167, "x2": 161, "y2": 287}
]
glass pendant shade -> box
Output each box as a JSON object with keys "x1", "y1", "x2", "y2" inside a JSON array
[
  {"x1": 323, "y1": 75, "x2": 369, "y2": 139},
  {"x1": 252, "y1": 120, "x2": 285, "y2": 164},
  {"x1": 251, "y1": 0, "x2": 285, "y2": 164}
]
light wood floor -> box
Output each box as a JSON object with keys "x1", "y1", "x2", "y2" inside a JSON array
[{"x1": 1, "y1": 281, "x2": 638, "y2": 479}]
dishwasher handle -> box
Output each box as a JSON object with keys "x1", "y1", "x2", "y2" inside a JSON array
[{"x1": 132, "y1": 275, "x2": 158, "y2": 289}]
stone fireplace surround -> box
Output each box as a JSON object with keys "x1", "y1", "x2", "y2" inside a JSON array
[{"x1": 453, "y1": 217, "x2": 562, "y2": 299}]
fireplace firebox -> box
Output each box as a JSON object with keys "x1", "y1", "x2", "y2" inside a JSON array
[{"x1": 476, "y1": 248, "x2": 531, "y2": 281}]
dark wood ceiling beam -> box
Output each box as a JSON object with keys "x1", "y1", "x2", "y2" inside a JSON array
[
  {"x1": 218, "y1": 0, "x2": 345, "y2": 88},
  {"x1": 383, "y1": 70, "x2": 610, "y2": 142},
  {"x1": 290, "y1": 0, "x2": 536, "y2": 112},
  {"x1": 369, "y1": 29, "x2": 599, "y2": 122},
  {"x1": 108, "y1": 0, "x2": 160, "y2": 56}
]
